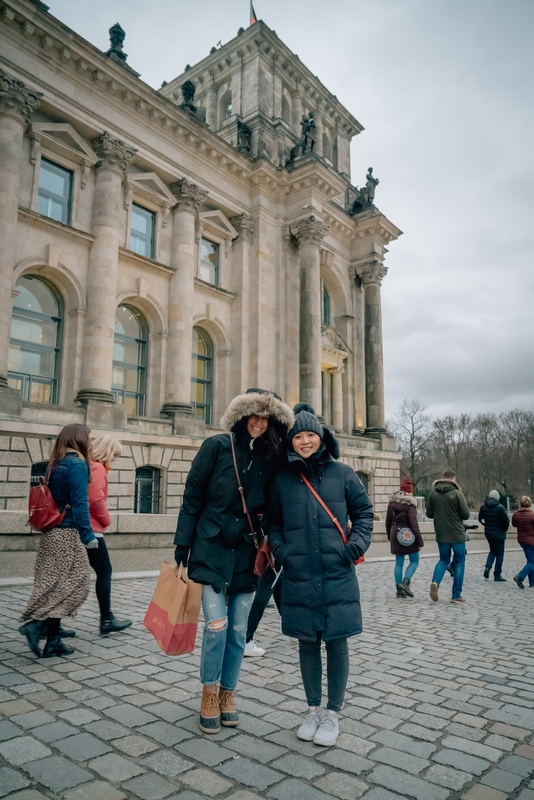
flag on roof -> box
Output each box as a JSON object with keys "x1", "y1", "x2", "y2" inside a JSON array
[{"x1": 250, "y1": 3, "x2": 258, "y2": 24}]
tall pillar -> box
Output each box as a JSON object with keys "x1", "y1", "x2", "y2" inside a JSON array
[
  {"x1": 0, "y1": 70, "x2": 41, "y2": 412},
  {"x1": 358, "y1": 261, "x2": 387, "y2": 433},
  {"x1": 296, "y1": 216, "x2": 328, "y2": 412},
  {"x1": 229, "y1": 214, "x2": 255, "y2": 395},
  {"x1": 291, "y1": 90, "x2": 302, "y2": 138},
  {"x1": 331, "y1": 366, "x2": 344, "y2": 432},
  {"x1": 162, "y1": 178, "x2": 207, "y2": 432},
  {"x1": 314, "y1": 110, "x2": 324, "y2": 158},
  {"x1": 206, "y1": 76, "x2": 218, "y2": 130},
  {"x1": 76, "y1": 133, "x2": 136, "y2": 413}
]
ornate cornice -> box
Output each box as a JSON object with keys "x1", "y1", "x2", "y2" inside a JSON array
[
  {"x1": 91, "y1": 131, "x2": 136, "y2": 174},
  {"x1": 0, "y1": 69, "x2": 42, "y2": 127},
  {"x1": 170, "y1": 177, "x2": 207, "y2": 212},
  {"x1": 18, "y1": 207, "x2": 95, "y2": 246},
  {"x1": 230, "y1": 213, "x2": 255, "y2": 242},
  {"x1": 294, "y1": 216, "x2": 329, "y2": 247},
  {"x1": 350, "y1": 259, "x2": 388, "y2": 286}
]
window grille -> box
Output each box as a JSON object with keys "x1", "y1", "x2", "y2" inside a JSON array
[{"x1": 134, "y1": 466, "x2": 161, "y2": 514}]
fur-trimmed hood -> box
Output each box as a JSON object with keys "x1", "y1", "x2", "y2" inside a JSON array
[
  {"x1": 220, "y1": 391, "x2": 294, "y2": 432},
  {"x1": 389, "y1": 492, "x2": 417, "y2": 506},
  {"x1": 432, "y1": 478, "x2": 461, "y2": 493}
]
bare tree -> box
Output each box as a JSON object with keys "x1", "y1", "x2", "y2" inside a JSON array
[{"x1": 389, "y1": 398, "x2": 435, "y2": 494}]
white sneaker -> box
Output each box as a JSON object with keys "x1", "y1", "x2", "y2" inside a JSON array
[
  {"x1": 297, "y1": 707, "x2": 324, "y2": 741},
  {"x1": 313, "y1": 710, "x2": 339, "y2": 747},
  {"x1": 244, "y1": 639, "x2": 265, "y2": 657}
]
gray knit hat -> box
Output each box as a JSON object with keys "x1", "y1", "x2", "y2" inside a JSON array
[
  {"x1": 288, "y1": 402, "x2": 324, "y2": 442},
  {"x1": 488, "y1": 489, "x2": 500, "y2": 501}
]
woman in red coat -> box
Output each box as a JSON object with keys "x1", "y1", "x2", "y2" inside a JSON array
[
  {"x1": 385, "y1": 479, "x2": 424, "y2": 598},
  {"x1": 88, "y1": 435, "x2": 132, "y2": 633},
  {"x1": 511, "y1": 496, "x2": 534, "y2": 589}
]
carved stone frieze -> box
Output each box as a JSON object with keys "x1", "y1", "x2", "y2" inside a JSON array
[
  {"x1": 230, "y1": 213, "x2": 255, "y2": 242},
  {"x1": 170, "y1": 177, "x2": 207, "y2": 212},
  {"x1": 0, "y1": 69, "x2": 42, "y2": 127},
  {"x1": 294, "y1": 216, "x2": 328, "y2": 247},
  {"x1": 91, "y1": 131, "x2": 136, "y2": 174}
]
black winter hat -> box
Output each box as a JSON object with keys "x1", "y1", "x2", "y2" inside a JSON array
[{"x1": 288, "y1": 402, "x2": 324, "y2": 441}]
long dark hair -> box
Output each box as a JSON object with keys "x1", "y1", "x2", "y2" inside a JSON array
[
  {"x1": 233, "y1": 417, "x2": 286, "y2": 457},
  {"x1": 49, "y1": 424, "x2": 92, "y2": 479}
]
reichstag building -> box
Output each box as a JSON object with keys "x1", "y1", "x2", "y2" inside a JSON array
[{"x1": 0, "y1": 0, "x2": 401, "y2": 548}]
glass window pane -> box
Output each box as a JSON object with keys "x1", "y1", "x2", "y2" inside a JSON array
[
  {"x1": 130, "y1": 204, "x2": 155, "y2": 259},
  {"x1": 112, "y1": 365, "x2": 125, "y2": 389},
  {"x1": 13, "y1": 276, "x2": 58, "y2": 316},
  {"x1": 113, "y1": 305, "x2": 147, "y2": 416},
  {"x1": 38, "y1": 159, "x2": 71, "y2": 225},
  {"x1": 124, "y1": 396, "x2": 138, "y2": 416},
  {"x1": 191, "y1": 381, "x2": 207, "y2": 404},
  {"x1": 192, "y1": 357, "x2": 208, "y2": 381},
  {"x1": 8, "y1": 344, "x2": 55, "y2": 377},
  {"x1": 115, "y1": 306, "x2": 142, "y2": 339},
  {"x1": 30, "y1": 382, "x2": 52, "y2": 404},
  {"x1": 124, "y1": 367, "x2": 140, "y2": 392},
  {"x1": 200, "y1": 239, "x2": 219, "y2": 286},
  {"x1": 10, "y1": 317, "x2": 56, "y2": 347}
]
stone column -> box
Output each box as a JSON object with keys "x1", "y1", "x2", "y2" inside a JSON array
[
  {"x1": 291, "y1": 90, "x2": 302, "y2": 138},
  {"x1": 295, "y1": 216, "x2": 328, "y2": 412},
  {"x1": 331, "y1": 366, "x2": 344, "y2": 432},
  {"x1": 358, "y1": 261, "x2": 387, "y2": 433},
  {"x1": 0, "y1": 70, "x2": 41, "y2": 413},
  {"x1": 314, "y1": 110, "x2": 324, "y2": 158},
  {"x1": 76, "y1": 133, "x2": 136, "y2": 414},
  {"x1": 206, "y1": 77, "x2": 218, "y2": 130},
  {"x1": 161, "y1": 178, "x2": 207, "y2": 432},
  {"x1": 229, "y1": 214, "x2": 255, "y2": 395}
]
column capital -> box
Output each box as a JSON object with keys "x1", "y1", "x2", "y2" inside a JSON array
[
  {"x1": 0, "y1": 69, "x2": 42, "y2": 127},
  {"x1": 170, "y1": 177, "x2": 207, "y2": 212},
  {"x1": 91, "y1": 131, "x2": 136, "y2": 175},
  {"x1": 230, "y1": 213, "x2": 255, "y2": 242},
  {"x1": 294, "y1": 216, "x2": 329, "y2": 247},
  {"x1": 351, "y1": 259, "x2": 387, "y2": 286}
]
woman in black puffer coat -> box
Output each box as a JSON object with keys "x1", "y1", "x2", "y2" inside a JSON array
[
  {"x1": 268, "y1": 404, "x2": 373, "y2": 748},
  {"x1": 174, "y1": 389, "x2": 293, "y2": 736}
]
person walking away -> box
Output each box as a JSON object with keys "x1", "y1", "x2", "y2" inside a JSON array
[
  {"x1": 20, "y1": 424, "x2": 98, "y2": 657},
  {"x1": 88, "y1": 435, "x2": 132, "y2": 634},
  {"x1": 244, "y1": 563, "x2": 282, "y2": 657},
  {"x1": 511, "y1": 496, "x2": 534, "y2": 588},
  {"x1": 426, "y1": 469, "x2": 470, "y2": 603},
  {"x1": 173, "y1": 389, "x2": 293, "y2": 734},
  {"x1": 268, "y1": 403, "x2": 374, "y2": 747},
  {"x1": 479, "y1": 489, "x2": 509, "y2": 581},
  {"x1": 386, "y1": 478, "x2": 424, "y2": 598}
]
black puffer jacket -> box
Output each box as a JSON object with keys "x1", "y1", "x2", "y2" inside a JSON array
[
  {"x1": 174, "y1": 391, "x2": 293, "y2": 594},
  {"x1": 268, "y1": 441, "x2": 374, "y2": 642},
  {"x1": 478, "y1": 498, "x2": 509, "y2": 540}
]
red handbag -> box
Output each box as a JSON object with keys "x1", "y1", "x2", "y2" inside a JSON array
[
  {"x1": 300, "y1": 473, "x2": 365, "y2": 566},
  {"x1": 228, "y1": 433, "x2": 274, "y2": 576},
  {"x1": 27, "y1": 471, "x2": 69, "y2": 533}
]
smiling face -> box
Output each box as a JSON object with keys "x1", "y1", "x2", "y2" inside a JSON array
[
  {"x1": 292, "y1": 431, "x2": 322, "y2": 458},
  {"x1": 247, "y1": 415, "x2": 269, "y2": 439}
]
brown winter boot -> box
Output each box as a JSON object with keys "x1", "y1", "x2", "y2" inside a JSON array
[
  {"x1": 199, "y1": 684, "x2": 221, "y2": 734},
  {"x1": 219, "y1": 688, "x2": 239, "y2": 726}
]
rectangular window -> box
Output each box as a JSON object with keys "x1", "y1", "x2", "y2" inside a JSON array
[
  {"x1": 37, "y1": 158, "x2": 72, "y2": 225},
  {"x1": 130, "y1": 203, "x2": 155, "y2": 259},
  {"x1": 199, "y1": 238, "x2": 219, "y2": 286}
]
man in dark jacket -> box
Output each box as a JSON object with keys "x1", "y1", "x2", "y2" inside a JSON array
[
  {"x1": 426, "y1": 469, "x2": 470, "y2": 603},
  {"x1": 479, "y1": 490, "x2": 509, "y2": 581}
]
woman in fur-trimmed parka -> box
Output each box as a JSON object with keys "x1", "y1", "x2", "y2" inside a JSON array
[
  {"x1": 174, "y1": 388, "x2": 293, "y2": 735},
  {"x1": 385, "y1": 479, "x2": 424, "y2": 599}
]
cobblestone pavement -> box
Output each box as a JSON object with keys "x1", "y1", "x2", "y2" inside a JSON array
[{"x1": 1, "y1": 552, "x2": 534, "y2": 800}]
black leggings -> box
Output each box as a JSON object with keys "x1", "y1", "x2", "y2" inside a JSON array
[
  {"x1": 299, "y1": 633, "x2": 349, "y2": 712},
  {"x1": 246, "y1": 567, "x2": 282, "y2": 642},
  {"x1": 86, "y1": 537, "x2": 112, "y2": 618}
]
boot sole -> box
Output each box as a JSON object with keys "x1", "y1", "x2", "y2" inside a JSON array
[
  {"x1": 221, "y1": 718, "x2": 239, "y2": 727},
  {"x1": 401, "y1": 585, "x2": 414, "y2": 598},
  {"x1": 430, "y1": 583, "x2": 439, "y2": 602},
  {"x1": 199, "y1": 721, "x2": 221, "y2": 734}
]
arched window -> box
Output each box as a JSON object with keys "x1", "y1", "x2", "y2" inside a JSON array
[
  {"x1": 134, "y1": 466, "x2": 161, "y2": 514},
  {"x1": 225, "y1": 98, "x2": 233, "y2": 118},
  {"x1": 8, "y1": 275, "x2": 62, "y2": 404},
  {"x1": 322, "y1": 285, "x2": 331, "y2": 326},
  {"x1": 281, "y1": 94, "x2": 291, "y2": 125},
  {"x1": 191, "y1": 327, "x2": 213, "y2": 424},
  {"x1": 219, "y1": 90, "x2": 232, "y2": 125},
  {"x1": 112, "y1": 305, "x2": 147, "y2": 416},
  {"x1": 30, "y1": 461, "x2": 49, "y2": 487}
]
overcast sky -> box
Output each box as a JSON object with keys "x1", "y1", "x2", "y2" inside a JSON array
[{"x1": 48, "y1": 0, "x2": 534, "y2": 419}]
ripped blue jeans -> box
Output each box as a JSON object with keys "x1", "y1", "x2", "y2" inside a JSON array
[{"x1": 200, "y1": 585, "x2": 254, "y2": 691}]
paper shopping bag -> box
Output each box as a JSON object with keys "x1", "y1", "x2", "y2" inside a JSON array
[{"x1": 143, "y1": 561, "x2": 202, "y2": 655}]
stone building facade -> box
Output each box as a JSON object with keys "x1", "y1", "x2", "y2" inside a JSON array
[{"x1": 0, "y1": 0, "x2": 401, "y2": 549}]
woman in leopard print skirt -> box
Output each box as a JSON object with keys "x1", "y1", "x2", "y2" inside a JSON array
[{"x1": 20, "y1": 424, "x2": 98, "y2": 658}]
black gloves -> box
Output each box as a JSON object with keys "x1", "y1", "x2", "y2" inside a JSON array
[{"x1": 174, "y1": 545, "x2": 189, "y2": 567}]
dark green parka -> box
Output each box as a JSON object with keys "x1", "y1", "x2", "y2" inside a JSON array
[
  {"x1": 426, "y1": 479, "x2": 470, "y2": 543},
  {"x1": 174, "y1": 391, "x2": 294, "y2": 594}
]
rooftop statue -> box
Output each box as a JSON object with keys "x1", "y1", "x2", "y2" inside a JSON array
[
  {"x1": 348, "y1": 167, "x2": 380, "y2": 215},
  {"x1": 180, "y1": 80, "x2": 197, "y2": 115},
  {"x1": 287, "y1": 112, "x2": 317, "y2": 165},
  {"x1": 107, "y1": 23, "x2": 127, "y2": 62}
]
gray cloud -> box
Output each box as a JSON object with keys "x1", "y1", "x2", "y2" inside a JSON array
[{"x1": 49, "y1": 0, "x2": 534, "y2": 418}]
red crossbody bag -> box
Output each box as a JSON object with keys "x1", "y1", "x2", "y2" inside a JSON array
[{"x1": 300, "y1": 473, "x2": 365, "y2": 566}]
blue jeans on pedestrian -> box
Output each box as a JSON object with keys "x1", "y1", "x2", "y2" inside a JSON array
[
  {"x1": 394, "y1": 553, "x2": 419, "y2": 585},
  {"x1": 517, "y1": 544, "x2": 534, "y2": 586},
  {"x1": 200, "y1": 585, "x2": 254, "y2": 691},
  {"x1": 432, "y1": 542, "x2": 466, "y2": 599}
]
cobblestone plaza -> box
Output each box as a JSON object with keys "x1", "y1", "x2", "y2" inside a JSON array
[{"x1": 1, "y1": 551, "x2": 534, "y2": 800}]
